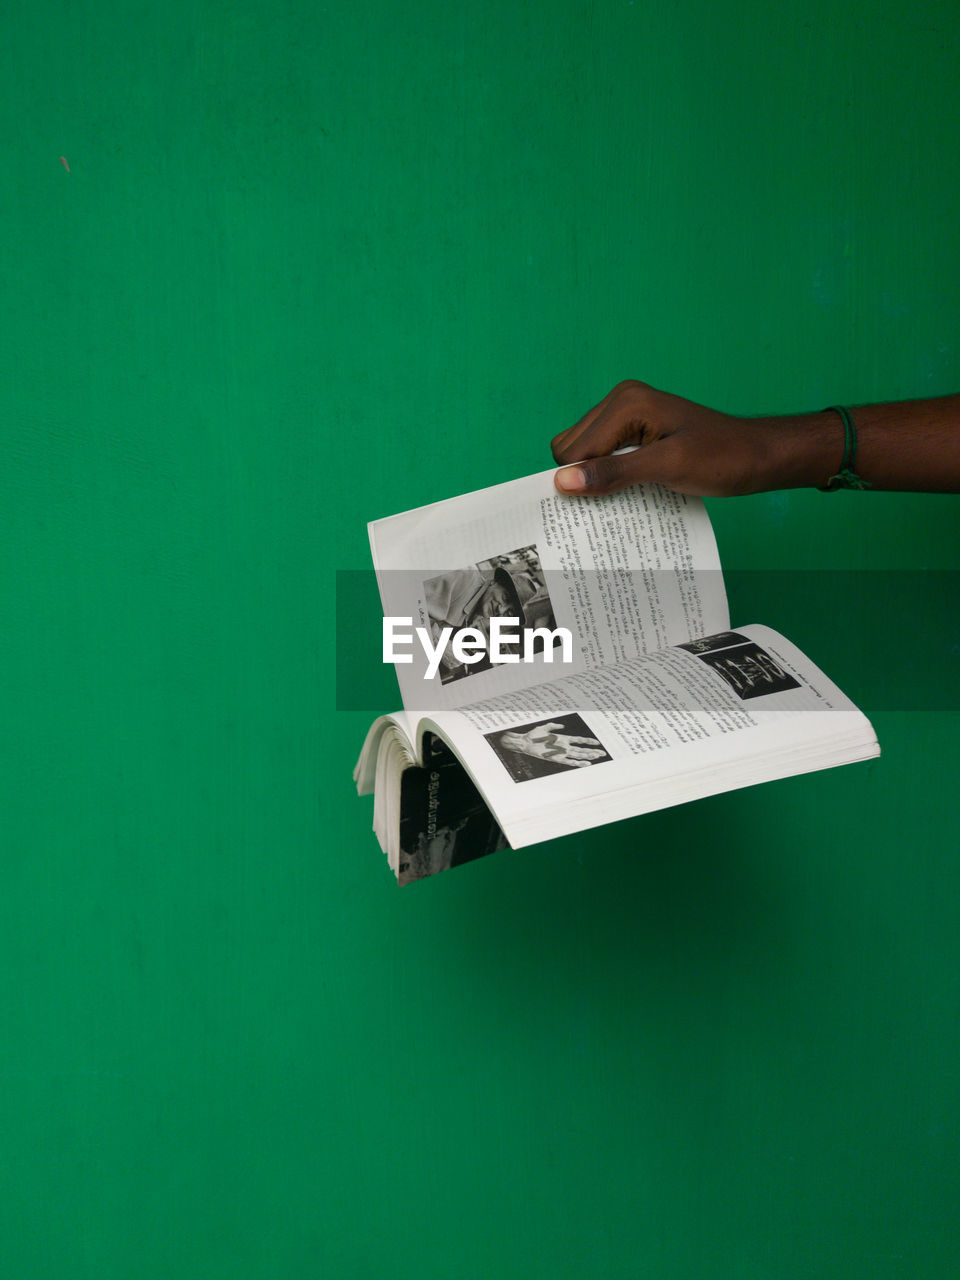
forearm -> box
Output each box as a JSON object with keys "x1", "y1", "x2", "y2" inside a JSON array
[{"x1": 757, "y1": 396, "x2": 960, "y2": 493}]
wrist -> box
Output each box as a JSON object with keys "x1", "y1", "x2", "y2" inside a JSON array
[{"x1": 750, "y1": 410, "x2": 844, "y2": 491}]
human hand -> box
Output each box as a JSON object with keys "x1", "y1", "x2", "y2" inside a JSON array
[
  {"x1": 499, "y1": 722, "x2": 605, "y2": 767},
  {"x1": 551, "y1": 380, "x2": 838, "y2": 497}
]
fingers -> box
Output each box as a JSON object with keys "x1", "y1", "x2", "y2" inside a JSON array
[
  {"x1": 552, "y1": 401, "x2": 630, "y2": 463},
  {"x1": 552, "y1": 381, "x2": 654, "y2": 463},
  {"x1": 554, "y1": 441, "x2": 683, "y2": 496},
  {"x1": 550, "y1": 385, "x2": 619, "y2": 460}
]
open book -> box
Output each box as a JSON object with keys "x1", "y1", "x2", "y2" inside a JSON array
[{"x1": 354, "y1": 467, "x2": 880, "y2": 884}]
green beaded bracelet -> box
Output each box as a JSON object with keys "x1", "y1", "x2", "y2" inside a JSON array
[{"x1": 819, "y1": 405, "x2": 871, "y2": 491}]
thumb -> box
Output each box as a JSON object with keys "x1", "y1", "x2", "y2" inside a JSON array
[{"x1": 554, "y1": 445, "x2": 674, "y2": 497}]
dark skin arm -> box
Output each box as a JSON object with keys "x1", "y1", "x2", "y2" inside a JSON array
[{"x1": 551, "y1": 382, "x2": 960, "y2": 497}]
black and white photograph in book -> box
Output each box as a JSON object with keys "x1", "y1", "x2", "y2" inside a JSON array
[
  {"x1": 485, "y1": 714, "x2": 613, "y2": 783},
  {"x1": 423, "y1": 544, "x2": 559, "y2": 685},
  {"x1": 678, "y1": 633, "x2": 801, "y2": 700},
  {"x1": 676, "y1": 630, "x2": 752, "y2": 655},
  {"x1": 398, "y1": 734, "x2": 508, "y2": 885}
]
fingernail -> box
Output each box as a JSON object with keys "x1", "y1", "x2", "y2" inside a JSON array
[{"x1": 556, "y1": 466, "x2": 585, "y2": 492}]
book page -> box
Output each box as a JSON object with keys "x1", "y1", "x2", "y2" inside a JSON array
[
  {"x1": 416, "y1": 625, "x2": 879, "y2": 848},
  {"x1": 395, "y1": 734, "x2": 508, "y2": 885},
  {"x1": 369, "y1": 463, "x2": 729, "y2": 714}
]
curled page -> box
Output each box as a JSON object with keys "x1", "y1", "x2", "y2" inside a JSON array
[{"x1": 369, "y1": 466, "x2": 729, "y2": 713}]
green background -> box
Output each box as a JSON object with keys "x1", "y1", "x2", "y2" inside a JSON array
[{"x1": 3, "y1": 1, "x2": 958, "y2": 1276}]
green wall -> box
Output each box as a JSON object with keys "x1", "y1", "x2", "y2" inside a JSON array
[{"x1": 2, "y1": 2, "x2": 958, "y2": 1276}]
